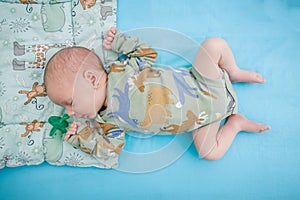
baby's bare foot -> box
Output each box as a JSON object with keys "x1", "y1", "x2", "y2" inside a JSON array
[
  {"x1": 230, "y1": 114, "x2": 270, "y2": 133},
  {"x1": 230, "y1": 69, "x2": 265, "y2": 83}
]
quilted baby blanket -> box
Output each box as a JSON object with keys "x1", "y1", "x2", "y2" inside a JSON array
[{"x1": 0, "y1": 0, "x2": 118, "y2": 168}]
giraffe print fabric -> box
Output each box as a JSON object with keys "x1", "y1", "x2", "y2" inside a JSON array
[{"x1": 0, "y1": 0, "x2": 118, "y2": 169}]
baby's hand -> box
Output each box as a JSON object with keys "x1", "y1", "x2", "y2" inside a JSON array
[
  {"x1": 103, "y1": 27, "x2": 117, "y2": 50},
  {"x1": 64, "y1": 121, "x2": 82, "y2": 141}
]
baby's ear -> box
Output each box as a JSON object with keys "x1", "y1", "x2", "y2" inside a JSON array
[{"x1": 84, "y1": 70, "x2": 99, "y2": 88}]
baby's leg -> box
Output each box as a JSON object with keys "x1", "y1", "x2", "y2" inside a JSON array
[
  {"x1": 193, "y1": 37, "x2": 265, "y2": 83},
  {"x1": 193, "y1": 114, "x2": 270, "y2": 160},
  {"x1": 192, "y1": 38, "x2": 270, "y2": 160}
]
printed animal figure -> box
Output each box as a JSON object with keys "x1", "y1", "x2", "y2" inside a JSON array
[
  {"x1": 94, "y1": 121, "x2": 123, "y2": 138},
  {"x1": 20, "y1": 120, "x2": 45, "y2": 137},
  {"x1": 77, "y1": 121, "x2": 96, "y2": 141},
  {"x1": 80, "y1": 0, "x2": 96, "y2": 10},
  {"x1": 110, "y1": 63, "x2": 126, "y2": 73},
  {"x1": 134, "y1": 47, "x2": 158, "y2": 60},
  {"x1": 112, "y1": 143, "x2": 124, "y2": 154},
  {"x1": 129, "y1": 47, "x2": 158, "y2": 69},
  {"x1": 108, "y1": 82, "x2": 138, "y2": 128},
  {"x1": 13, "y1": 41, "x2": 74, "y2": 70},
  {"x1": 18, "y1": 82, "x2": 47, "y2": 105},
  {"x1": 171, "y1": 68, "x2": 199, "y2": 107},
  {"x1": 72, "y1": 121, "x2": 97, "y2": 154},
  {"x1": 94, "y1": 121, "x2": 116, "y2": 134},
  {"x1": 19, "y1": 0, "x2": 37, "y2": 3},
  {"x1": 100, "y1": 5, "x2": 113, "y2": 20},
  {"x1": 41, "y1": 1, "x2": 66, "y2": 32},
  {"x1": 112, "y1": 143, "x2": 125, "y2": 154},
  {"x1": 139, "y1": 85, "x2": 174, "y2": 129},
  {"x1": 131, "y1": 67, "x2": 161, "y2": 92},
  {"x1": 161, "y1": 110, "x2": 208, "y2": 134},
  {"x1": 199, "y1": 88, "x2": 217, "y2": 99},
  {"x1": 96, "y1": 135, "x2": 124, "y2": 155}
]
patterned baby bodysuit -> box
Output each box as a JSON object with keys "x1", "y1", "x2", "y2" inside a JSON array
[{"x1": 98, "y1": 30, "x2": 238, "y2": 134}]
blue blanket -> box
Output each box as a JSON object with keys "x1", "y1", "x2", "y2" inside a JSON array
[{"x1": 1, "y1": 0, "x2": 300, "y2": 199}]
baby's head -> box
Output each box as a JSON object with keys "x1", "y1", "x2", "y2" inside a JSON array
[{"x1": 44, "y1": 47, "x2": 108, "y2": 119}]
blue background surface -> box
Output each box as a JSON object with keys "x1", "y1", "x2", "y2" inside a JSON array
[{"x1": 1, "y1": 0, "x2": 300, "y2": 199}]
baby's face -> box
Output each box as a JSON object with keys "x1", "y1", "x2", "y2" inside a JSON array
[{"x1": 47, "y1": 70, "x2": 107, "y2": 119}]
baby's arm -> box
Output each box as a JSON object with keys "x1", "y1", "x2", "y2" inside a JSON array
[
  {"x1": 64, "y1": 120, "x2": 126, "y2": 158},
  {"x1": 103, "y1": 27, "x2": 158, "y2": 71},
  {"x1": 64, "y1": 121, "x2": 82, "y2": 151}
]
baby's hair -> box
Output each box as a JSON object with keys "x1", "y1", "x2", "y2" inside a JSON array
[{"x1": 44, "y1": 46, "x2": 104, "y2": 88}]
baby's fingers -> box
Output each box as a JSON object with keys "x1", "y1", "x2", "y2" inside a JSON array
[
  {"x1": 106, "y1": 27, "x2": 117, "y2": 40},
  {"x1": 70, "y1": 121, "x2": 81, "y2": 128},
  {"x1": 68, "y1": 127, "x2": 77, "y2": 133},
  {"x1": 103, "y1": 39, "x2": 112, "y2": 50},
  {"x1": 65, "y1": 121, "x2": 81, "y2": 140},
  {"x1": 105, "y1": 35, "x2": 114, "y2": 42},
  {"x1": 69, "y1": 123, "x2": 76, "y2": 129},
  {"x1": 108, "y1": 27, "x2": 117, "y2": 36},
  {"x1": 107, "y1": 30, "x2": 115, "y2": 38},
  {"x1": 65, "y1": 131, "x2": 74, "y2": 140}
]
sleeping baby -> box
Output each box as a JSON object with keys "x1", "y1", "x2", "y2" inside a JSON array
[{"x1": 44, "y1": 27, "x2": 270, "y2": 161}]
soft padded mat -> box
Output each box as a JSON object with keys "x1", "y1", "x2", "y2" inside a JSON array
[
  {"x1": 0, "y1": 0, "x2": 118, "y2": 168},
  {"x1": 1, "y1": 0, "x2": 300, "y2": 199}
]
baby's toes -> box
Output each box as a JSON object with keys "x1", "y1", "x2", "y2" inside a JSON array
[
  {"x1": 253, "y1": 72, "x2": 265, "y2": 83},
  {"x1": 259, "y1": 125, "x2": 271, "y2": 133}
]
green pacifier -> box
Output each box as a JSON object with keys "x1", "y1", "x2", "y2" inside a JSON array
[{"x1": 48, "y1": 114, "x2": 70, "y2": 136}]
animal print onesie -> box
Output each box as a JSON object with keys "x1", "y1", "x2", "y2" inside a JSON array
[{"x1": 98, "y1": 30, "x2": 238, "y2": 135}]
